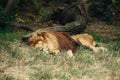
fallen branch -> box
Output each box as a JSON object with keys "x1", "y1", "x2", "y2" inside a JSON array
[
  {"x1": 0, "y1": 19, "x2": 86, "y2": 34},
  {"x1": 41, "y1": 19, "x2": 86, "y2": 34},
  {"x1": 0, "y1": 21, "x2": 34, "y2": 32}
]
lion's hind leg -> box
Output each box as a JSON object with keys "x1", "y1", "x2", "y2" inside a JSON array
[{"x1": 77, "y1": 38, "x2": 99, "y2": 52}]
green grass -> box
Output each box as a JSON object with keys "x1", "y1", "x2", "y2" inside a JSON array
[
  {"x1": 0, "y1": 74, "x2": 15, "y2": 80},
  {"x1": 110, "y1": 40, "x2": 120, "y2": 51},
  {"x1": 85, "y1": 32, "x2": 108, "y2": 43},
  {"x1": 0, "y1": 30, "x2": 28, "y2": 42},
  {"x1": 0, "y1": 31, "x2": 120, "y2": 80}
]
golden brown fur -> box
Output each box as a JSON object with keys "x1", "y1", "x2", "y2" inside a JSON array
[
  {"x1": 71, "y1": 33, "x2": 98, "y2": 52},
  {"x1": 22, "y1": 30, "x2": 79, "y2": 54},
  {"x1": 72, "y1": 34, "x2": 96, "y2": 46},
  {"x1": 22, "y1": 30, "x2": 107, "y2": 55},
  {"x1": 72, "y1": 33, "x2": 107, "y2": 52}
]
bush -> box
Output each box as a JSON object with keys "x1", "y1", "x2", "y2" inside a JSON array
[
  {"x1": 89, "y1": 0, "x2": 120, "y2": 24},
  {"x1": 0, "y1": 4, "x2": 15, "y2": 32}
]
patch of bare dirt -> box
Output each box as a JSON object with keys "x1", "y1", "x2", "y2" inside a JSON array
[{"x1": 85, "y1": 22, "x2": 120, "y2": 40}]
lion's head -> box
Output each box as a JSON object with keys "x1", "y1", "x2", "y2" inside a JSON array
[{"x1": 22, "y1": 30, "x2": 48, "y2": 47}]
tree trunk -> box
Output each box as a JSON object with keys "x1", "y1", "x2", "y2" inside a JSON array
[
  {"x1": 43, "y1": 17, "x2": 86, "y2": 34},
  {"x1": 0, "y1": 19, "x2": 86, "y2": 34},
  {"x1": 1, "y1": 0, "x2": 88, "y2": 34},
  {"x1": 5, "y1": 0, "x2": 13, "y2": 13}
]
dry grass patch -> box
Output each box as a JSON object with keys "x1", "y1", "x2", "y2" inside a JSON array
[{"x1": 0, "y1": 40, "x2": 120, "y2": 80}]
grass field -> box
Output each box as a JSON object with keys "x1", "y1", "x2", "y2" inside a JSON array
[{"x1": 0, "y1": 31, "x2": 120, "y2": 80}]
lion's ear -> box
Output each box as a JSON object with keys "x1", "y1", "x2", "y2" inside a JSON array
[
  {"x1": 37, "y1": 32, "x2": 48, "y2": 39},
  {"x1": 41, "y1": 32, "x2": 47, "y2": 37},
  {"x1": 37, "y1": 32, "x2": 41, "y2": 36},
  {"x1": 37, "y1": 32, "x2": 46, "y2": 36}
]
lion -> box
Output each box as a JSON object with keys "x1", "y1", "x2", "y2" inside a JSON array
[
  {"x1": 22, "y1": 30, "x2": 79, "y2": 55},
  {"x1": 71, "y1": 33, "x2": 107, "y2": 52},
  {"x1": 22, "y1": 30, "x2": 107, "y2": 57}
]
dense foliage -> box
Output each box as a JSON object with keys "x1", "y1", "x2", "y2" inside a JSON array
[
  {"x1": 16, "y1": 0, "x2": 120, "y2": 24},
  {"x1": 0, "y1": 0, "x2": 120, "y2": 23},
  {"x1": 89, "y1": 0, "x2": 120, "y2": 24},
  {"x1": 0, "y1": 5, "x2": 15, "y2": 32}
]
